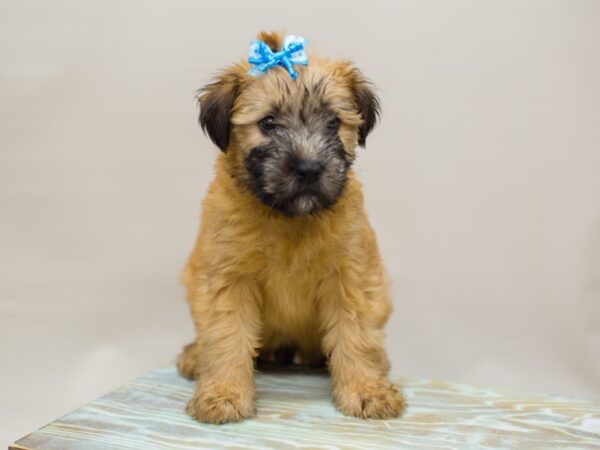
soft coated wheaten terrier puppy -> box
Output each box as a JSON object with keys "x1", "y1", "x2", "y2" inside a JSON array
[{"x1": 177, "y1": 31, "x2": 405, "y2": 424}]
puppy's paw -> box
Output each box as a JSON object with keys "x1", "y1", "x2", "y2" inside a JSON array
[
  {"x1": 334, "y1": 378, "x2": 406, "y2": 419},
  {"x1": 186, "y1": 387, "x2": 255, "y2": 424},
  {"x1": 176, "y1": 342, "x2": 200, "y2": 380}
]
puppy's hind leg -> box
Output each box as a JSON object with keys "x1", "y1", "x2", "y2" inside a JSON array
[{"x1": 177, "y1": 341, "x2": 200, "y2": 380}]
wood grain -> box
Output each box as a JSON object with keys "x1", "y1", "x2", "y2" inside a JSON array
[{"x1": 11, "y1": 365, "x2": 600, "y2": 449}]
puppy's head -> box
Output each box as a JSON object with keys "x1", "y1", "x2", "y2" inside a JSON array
[{"x1": 198, "y1": 31, "x2": 380, "y2": 217}]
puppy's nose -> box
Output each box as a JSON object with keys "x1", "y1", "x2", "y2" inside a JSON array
[{"x1": 295, "y1": 160, "x2": 323, "y2": 183}]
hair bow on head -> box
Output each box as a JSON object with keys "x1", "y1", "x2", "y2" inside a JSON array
[{"x1": 247, "y1": 35, "x2": 308, "y2": 80}]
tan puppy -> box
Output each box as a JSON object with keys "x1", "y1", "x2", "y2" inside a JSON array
[{"x1": 177, "y1": 31, "x2": 405, "y2": 424}]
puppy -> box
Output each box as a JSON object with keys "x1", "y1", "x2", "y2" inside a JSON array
[{"x1": 177, "y1": 31, "x2": 405, "y2": 424}]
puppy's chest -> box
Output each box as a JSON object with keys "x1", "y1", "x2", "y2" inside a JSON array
[
  {"x1": 260, "y1": 271, "x2": 318, "y2": 335},
  {"x1": 256, "y1": 231, "x2": 334, "y2": 284},
  {"x1": 254, "y1": 235, "x2": 333, "y2": 331}
]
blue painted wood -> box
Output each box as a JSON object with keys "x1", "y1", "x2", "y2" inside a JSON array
[{"x1": 11, "y1": 365, "x2": 600, "y2": 449}]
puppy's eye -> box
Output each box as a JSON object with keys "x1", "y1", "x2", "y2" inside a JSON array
[
  {"x1": 259, "y1": 116, "x2": 277, "y2": 133},
  {"x1": 327, "y1": 117, "x2": 341, "y2": 131}
]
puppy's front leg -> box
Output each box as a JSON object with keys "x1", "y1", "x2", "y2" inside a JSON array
[
  {"x1": 320, "y1": 273, "x2": 406, "y2": 419},
  {"x1": 186, "y1": 278, "x2": 261, "y2": 424}
]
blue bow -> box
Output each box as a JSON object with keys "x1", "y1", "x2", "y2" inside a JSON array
[{"x1": 247, "y1": 35, "x2": 308, "y2": 80}]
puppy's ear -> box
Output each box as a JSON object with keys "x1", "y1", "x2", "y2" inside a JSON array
[
  {"x1": 351, "y1": 70, "x2": 381, "y2": 148},
  {"x1": 198, "y1": 70, "x2": 242, "y2": 152}
]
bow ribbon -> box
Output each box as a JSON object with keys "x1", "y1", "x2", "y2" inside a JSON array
[{"x1": 247, "y1": 35, "x2": 308, "y2": 80}]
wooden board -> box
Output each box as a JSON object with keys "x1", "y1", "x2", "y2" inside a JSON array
[{"x1": 11, "y1": 365, "x2": 600, "y2": 449}]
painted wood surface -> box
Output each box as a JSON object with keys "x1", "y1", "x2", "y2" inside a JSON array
[{"x1": 11, "y1": 365, "x2": 600, "y2": 450}]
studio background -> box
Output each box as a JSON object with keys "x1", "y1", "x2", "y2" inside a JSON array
[{"x1": 1, "y1": 0, "x2": 599, "y2": 443}]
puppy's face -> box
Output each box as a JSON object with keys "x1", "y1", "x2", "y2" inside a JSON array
[{"x1": 198, "y1": 33, "x2": 380, "y2": 217}]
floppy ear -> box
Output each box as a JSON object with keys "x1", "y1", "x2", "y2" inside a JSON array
[
  {"x1": 351, "y1": 71, "x2": 381, "y2": 148},
  {"x1": 198, "y1": 70, "x2": 241, "y2": 152}
]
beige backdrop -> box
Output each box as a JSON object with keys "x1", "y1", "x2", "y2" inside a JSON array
[{"x1": 1, "y1": 0, "x2": 599, "y2": 444}]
